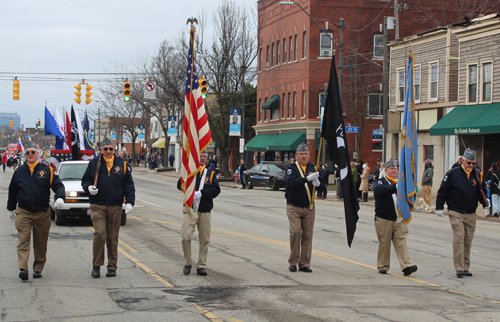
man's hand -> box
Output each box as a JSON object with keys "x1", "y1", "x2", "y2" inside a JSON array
[
  {"x1": 312, "y1": 179, "x2": 321, "y2": 187},
  {"x1": 194, "y1": 191, "x2": 202, "y2": 200},
  {"x1": 307, "y1": 172, "x2": 319, "y2": 181},
  {"x1": 436, "y1": 210, "x2": 445, "y2": 217},
  {"x1": 125, "y1": 203, "x2": 133, "y2": 214},
  {"x1": 8, "y1": 210, "x2": 15, "y2": 220},
  {"x1": 88, "y1": 185, "x2": 98, "y2": 196},
  {"x1": 54, "y1": 198, "x2": 64, "y2": 208}
]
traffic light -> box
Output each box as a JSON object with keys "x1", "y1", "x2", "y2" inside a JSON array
[
  {"x1": 37, "y1": 119, "x2": 41, "y2": 129},
  {"x1": 200, "y1": 75, "x2": 208, "y2": 99},
  {"x1": 9, "y1": 119, "x2": 13, "y2": 128},
  {"x1": 85, "y1": 84, "x2": 94, "y2": 105},
  {"x1": 74, "y1": 84, "x2": 82, "y2": 104},
  {"x1": 123, "y1": 82, "x2": 131, "y2": 102},
  {"x1": 13, "y1": 79, "x2": 20, "y2": 100}
]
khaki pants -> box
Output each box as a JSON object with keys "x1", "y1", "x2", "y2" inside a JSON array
[
  {"x1": 182, "y1": 206, "x2": 211, "y2": 268},
  {"x1": 286, "y1": 204, "x2": 315, "y2": 269},
  {"x1": 448, "y1": 210, "x2": 477, "y2": 271},
  {"x1": 15, "y1": 208, "x2": 51, "y2": 272},
  {"x1": 374, "y1": 216, "x2": 412, "y2": 271},
  {"x1": 423, "y1": 185, "x2": 432, "y2": 206},
  {"x1": 91, "y1": 205, "x2": 122, "y2": 270}
]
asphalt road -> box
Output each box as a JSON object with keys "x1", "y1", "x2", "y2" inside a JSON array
[{"x1": 1, "y1": 165, "x2": 499, "y2": 322}]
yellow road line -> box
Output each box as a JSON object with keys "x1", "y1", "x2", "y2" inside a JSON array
[
  {"x1": 129, "y1": 216, "x2": 500, "y2": 306},
  {"x1": 119, "y1": 240, "x2": 138, "y2": 254}
]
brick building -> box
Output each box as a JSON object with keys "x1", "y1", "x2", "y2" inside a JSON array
[{"x1": 249, "y1": 0, "x2": 500, "y2": 171}]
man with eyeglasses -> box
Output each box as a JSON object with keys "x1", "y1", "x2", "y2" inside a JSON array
[
  {"x1": 7, "y1": 141, "x2": 65, "y2": 280},
  {"x1": 82, "y1": 139, "x2": 135, "y2": 278},
  {"x1": 284, "y1": 143, "x2": 325, "y2": 273},
  {"x1": 436, "y1": 148, "x2": 487, "y2": 278}
]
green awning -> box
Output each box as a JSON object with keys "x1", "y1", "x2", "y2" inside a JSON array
[
  {"x1": 266, "y1": 131, "x2": 306, "y2": 151},
  {"x1": 245, "y1": 133, "x2": 278, "y2": 152},
  {"x1": 262, "y1": 95, "x2": 280, "y2": 110},
  {"x1": 430, "y1": 103, "x2": 500, "y2": 136}
]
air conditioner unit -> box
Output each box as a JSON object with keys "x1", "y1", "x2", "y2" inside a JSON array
[{"x1": 322, "y1": 50, "x2": 331, "y2": 56}]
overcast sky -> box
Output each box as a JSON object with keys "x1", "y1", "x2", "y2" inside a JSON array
[{"x1": 0, "y1": 0, "x2": 257, "y2": 128}]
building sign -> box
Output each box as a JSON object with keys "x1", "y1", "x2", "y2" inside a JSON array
[
  {"x1": 454, "y1": 128, "x2": 480, "y2": 134},
  {"x1": 229, "y1": 108, "x2": 241, "y2": 136}
]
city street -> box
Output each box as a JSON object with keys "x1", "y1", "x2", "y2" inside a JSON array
[{"x1": 1, "y1": 166, "x2": 500, "y2": 322}]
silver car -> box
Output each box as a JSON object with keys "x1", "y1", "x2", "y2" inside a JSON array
[{"x1": 49, "y1": 160, "x2": 127, "y2": 226}]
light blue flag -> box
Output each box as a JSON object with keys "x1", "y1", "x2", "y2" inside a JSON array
[{"x1": 396, "y1": 54, "x2": 418, "y2": 223}]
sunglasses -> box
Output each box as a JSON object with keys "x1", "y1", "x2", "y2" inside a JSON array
[
  {"x1": 466, "y1": 161, "x2": 476, "y2": 165},
  {"x1": 25, "y1": 150, "x2": 37, "y2": 155},
  {"x1": 103, "y1": 147, "x2": 114, "y2": 151}
]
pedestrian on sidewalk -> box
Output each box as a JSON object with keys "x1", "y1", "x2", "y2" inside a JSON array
[
  {"x1": 169, "y1": 153, "x2": 175, "y2": 167},
  {"x1": 82, "y1": 139, "x2": 136, "y2": 278},
  {"x1": 421, "y1": 159, "x2": 434, "y2": 208},
  {"x1": 359, "y1": 163, "x2": 370, "y2": 202},
  {"x1": 177, "y1": 150, "x2": 220, "y2": 276},
  {"x1": 436, "y1": 148, "x2": 487, "y2": 278},
  {"x1": 488, "y1": 164, "x2": 500, "y2": 217},
  {"x1": 316, "y1": 164, "x2": 329, "y2": 199},
  {"x1": 373, "y1": 159, "x2": 418, "y2": 276},
  {"x1": 7, "y1": 141, "x2": 65, "y2": 281},
  {"x1": 238, "y1": 159, "x2": 247, "y2": 189}
]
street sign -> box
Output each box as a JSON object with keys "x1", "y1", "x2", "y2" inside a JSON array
[
  {"x1": 345, "y1": 126, "x2": 359, "y2": 133},
  {"x1": 144, "y1": 82, "x2": 156, "y2": 99}
]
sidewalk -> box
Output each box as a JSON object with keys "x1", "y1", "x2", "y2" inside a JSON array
[{"x1": 135, "y1": 165, "x2": 498, "y2": 222}]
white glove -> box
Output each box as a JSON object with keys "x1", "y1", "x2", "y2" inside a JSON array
[
  {"x1": 307, "y1": 172, "x2": 320, "y2": 181},
  {"x1": 88, "y1": 185, "x2": 98, "y2": 195},
  {"x1": 8, "y1": 211, "x2": 15, "y2": 220},
  {"x1": 312, "y1": 179, "x2": 321, "y2": 187},
  {"x1": 54, "y1": 198, "x2": 64, "y2": 208},
  {"x1": 436, "y1": 210, "x2": 444, "y2": 217},
  {"x1": 485, "y1": 199, "x2": 491, "y2": 209},
  {"x1": 194, "y1": 191, "x2": 202, "y2": 200},
  {"x1": 125, "y1": 203, "x2": 133, "y2": 214}
]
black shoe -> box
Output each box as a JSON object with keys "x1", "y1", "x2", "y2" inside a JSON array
[
  {"x1": 378, "y1": 269, "x2": 387, "y2": 274},
  {"x1": 19, "y1": 269, "x2": 29, "y2": 281},
  {"x1": 289, "y1": 265, "x2": 297, "y2": 272},
  {"x1": 403, "y1": 265, "x2": 418, "y2": 276},
  {"x1": 486, "y1": 214, "x2": 493, "y2": 217},
  {"x1": 240, "y1": 187, "x2": 246, "y2": 189},
  {"x1": 197, "y1": 268, "x2": 207, "y2": 276},
  {"x1": 464, "y1": 270, "x2": 473, "y2": 277},
  {"x1": 299, "y1": 267, "x2": 313, "y2": 273},
  {"x1": 33, "y1": 271, "x2": 42, "y2": 278},
  {"x1": 91, "y1": 266, "x2": 100, "y2": 278},
  {"x1": 456, "y1": 270, "x2": 466, "y2": 278},
  {"x1": 183, "y1": 265, "x2": 192, "y2": 275},
  {"x1": 106, "y1": 270, "x2": 116, "y2": 277}
]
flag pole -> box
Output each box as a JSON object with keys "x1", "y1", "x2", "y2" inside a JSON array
[{"x1": 310, "y1": 137, "x2": 323, "y2": 207}]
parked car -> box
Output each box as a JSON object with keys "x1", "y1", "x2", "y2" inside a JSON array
[
  {"x1": 243, "y1": 163, "x2": 286, "y2": 190},
  {"x1": 369, "y1": 173, "x2": 375, "y2": 191},
  {"x1": 49, "y1": 160, "x2": 127, "y2": 226}
]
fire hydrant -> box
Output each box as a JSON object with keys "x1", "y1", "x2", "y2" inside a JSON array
[{"x1": 233, "y1": 172, "x2": 239, "y2": 183}]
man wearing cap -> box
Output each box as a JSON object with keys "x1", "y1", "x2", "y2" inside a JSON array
[
  {"x1": 284, "y1": 143, "x2": 325, "y2": 273},
  {"x1": 82, "y1": 139, "x2": 135, "y2": 278},
  {"x1": 177, "y1": 150, "x2": 220, "y2": 276},
  {"x1": 436, "y1": 148, "x2": 487, "y2": 278},
  {"x1": 373, "y1": 159, "x2": 418, "y2": 276},
  {"x1": 7, "y1": 141, "x2": 65, "y2": 280},
  {"x1": 421, "y1": 159, "x2": 434, "y2": 208}
]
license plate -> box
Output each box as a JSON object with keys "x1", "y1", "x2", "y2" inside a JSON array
[{"x1": 87, "y1": 208, "x2": 91, "y2": 216}]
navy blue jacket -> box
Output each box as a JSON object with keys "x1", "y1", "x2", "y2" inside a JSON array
[
  {"x1": 436, "y1": 166, "x2": 487, "y2": 214},
  {"x1": 373, "y1": 177, "x2": 398, "y2": 221},
  {"x1": 81, "y1": 155, "x2": 135, "y2": 206},
  {"x1": 285, "y1": 162, "x2": 325, "y2": 208},
  {"x1": 177, "y1": 167, "x2": 220, "y2": 213},
  {"x1": 8, "y1": 162, "x2": 65, "y2": 212}
]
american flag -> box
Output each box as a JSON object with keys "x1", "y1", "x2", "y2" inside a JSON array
[
  {"x1": 180, "y1": 28, "x2": 212, "y2": 210},
  {"x1": 49, "y1": 152, "x2": 72, "y2": 171}
]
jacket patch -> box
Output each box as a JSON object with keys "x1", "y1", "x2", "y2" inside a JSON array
[
  {"x1": 37, "y1": 169, "x2": 47, "y2": 179},
  {"x1": 112, "y1": 166, "x2": 123, "y2": 174}
]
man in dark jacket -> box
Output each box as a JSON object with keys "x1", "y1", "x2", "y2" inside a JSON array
[
  {"x1": 7, "y1": 141, "x2": 65, "y2": 280},
  {"x1": 436, "y1": 148, "x2": 487, "y2": 278},
  {"x1": 373, "y1": 159, "x2": 418, "y2": 276},
  {"x1": 238, "y1": 159, "x2": 247, "y2": 189},
  {"x1": 177, "y1": 150, "x2": 220, "y2": 276},
  {"x1": 284, "y1": 143, "x2": 325, "y2": 273},
  {"x1": 82, "y1": 139, "x2": 135, "y2": 278},
  {"x1": 421, "y1": 159, "x2": 434, "y2": 207}
]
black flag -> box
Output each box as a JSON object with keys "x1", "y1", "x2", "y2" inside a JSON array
[
  {"x1": 321, "y1": 56, "x2": 359, "y2": 247},
  {"x1": 70, "y1": 105, "x2": 80, "y2": 161}
]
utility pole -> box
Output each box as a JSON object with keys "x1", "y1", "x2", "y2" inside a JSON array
[
  {"x1": 394, "y1": 0, "x2": 399, "y2": 39},
  {"x1": 240, "y1": 66, "x2": 246, "y2": 161},
  {"x1": 338, "y1": 18, "x2": 346, "y2": 104},
  {"x1": 382, "y1": 17, "x2": 389, "y2": 162}
]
